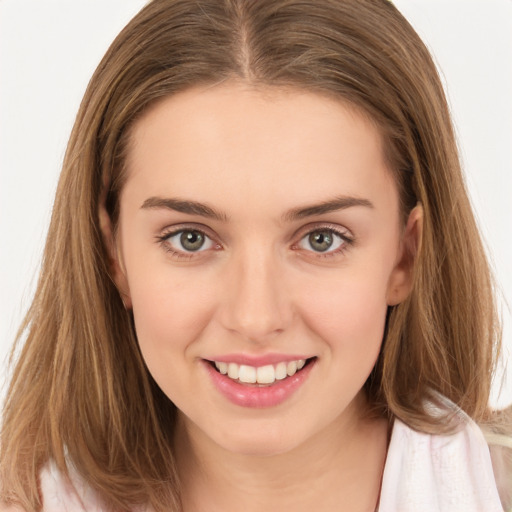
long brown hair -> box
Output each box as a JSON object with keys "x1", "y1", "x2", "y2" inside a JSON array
[{"x1": 0, "y1": 0, "x2": 503, "y2": 510}]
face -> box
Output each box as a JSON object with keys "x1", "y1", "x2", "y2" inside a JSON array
[{"x1": 110, "y1": 83, "x2": 419, "y2": 456}]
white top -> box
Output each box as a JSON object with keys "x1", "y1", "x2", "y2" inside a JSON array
[
  {"x1": 39, "y1": 411, "x2": 506, "y2": 511},
  {"x1": 379, "y1": 416, "x2": 504, "y2": 511}
]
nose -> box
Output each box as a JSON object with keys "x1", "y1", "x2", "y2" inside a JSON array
[{"x1": 219, "y1": 246, "x2": 292, "y2": 343}]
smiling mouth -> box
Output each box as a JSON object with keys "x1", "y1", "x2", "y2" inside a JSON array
[{"x1": 207, "y1": 357, "x2": 316, "y2": 386}]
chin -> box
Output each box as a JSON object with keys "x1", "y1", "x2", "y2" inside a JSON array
[{"x1": 208, "y1": 416, "x2": 318, "y2": 458}]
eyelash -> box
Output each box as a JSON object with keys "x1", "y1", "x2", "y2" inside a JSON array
[
  {"x1": 293, "y1": 224, "x2": 354, "y2": 259},
  {"x1": 156, "y1": 224, "x2": 355, "y2": 261},
  {"x1": 156, "y1": 225, "x2": 219, "y2": 261}
]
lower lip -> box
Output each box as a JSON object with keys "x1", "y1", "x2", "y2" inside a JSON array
[{"x1": 203, "y1": 359, "x2": 316, "y2": 408}]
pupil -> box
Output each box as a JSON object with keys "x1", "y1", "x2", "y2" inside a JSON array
[
  {"x1": 181, "y1": 231, "x2": 204, "y2": 251},
  {"x1": 309, "y1": 231, "x2": 333, "y2": 252}
]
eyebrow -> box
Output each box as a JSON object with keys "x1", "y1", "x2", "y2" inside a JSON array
[
  {"x1": 140, "y1": 197, "x2": 228, "y2": 221},
  {"x1": 140, "y1": 194, "x2": 373, "y2": 222},
  {"x1": 282, "y1": 195, "x2": 374, "y2": 222}
]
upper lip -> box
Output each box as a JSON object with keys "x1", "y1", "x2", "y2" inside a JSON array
[{"x1": 205, "y1": 353, "x2": 314, "y2": 366}]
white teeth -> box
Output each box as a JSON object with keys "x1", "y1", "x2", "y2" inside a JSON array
[
  {"x1": 227, "y1": 362, "x2": 239, "y2": 379},
  {"x1": 287, "y1": 361, "x2": 297, "y2": 376},
  {"x1": 257, "y1": 365, "x2": 276, "y2": 384},
  {"x1": 238, "y1": 365, "x2": 257, "y2": 383},
  {"x1": 215, "y1": 361, "x2": 228, "y2": 374},
  {"x1": 275, "y1": 362, "x2": 287, "y2": 380},
  {"x1": 213, "y1": 358, "x2": 310, "y2": 385}
]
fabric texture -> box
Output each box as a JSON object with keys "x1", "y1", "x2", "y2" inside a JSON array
[
  {"x1": 379, "y1": 414, "x2": 504, "y2": 511},
  {"x1": 39, "y1": 462, "x2": 111, "y2": 512},
  {"x1": 39, "y1": 403, "x2": 506, "y2": 511}
]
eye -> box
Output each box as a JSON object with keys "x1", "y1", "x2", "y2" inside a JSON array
[
  {"x1": 161, "y1": 229, "x2": 215, "y2": 253},
  {"x1": 297, "y1": 228, "x2": 351, "y2": 254}
]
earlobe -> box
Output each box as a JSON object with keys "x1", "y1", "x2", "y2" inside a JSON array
[
  {"x1": 386, "y1": 203, "x2": 423, "y2": 306},
  {"x1": 98, "y1": 203, "x2": 132, "y2": 309}
]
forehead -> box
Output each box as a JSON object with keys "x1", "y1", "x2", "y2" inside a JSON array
[{"x1": 123, "y1": 82, "x2": 398, "y2": 217}]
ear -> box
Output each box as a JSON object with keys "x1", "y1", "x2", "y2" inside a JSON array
[
  {"x1": 98, "y1": 202, "x2": 132, "y2": 309},
  {"x1": 386, "y1": 203, "x2": 423, "y2": 306}
]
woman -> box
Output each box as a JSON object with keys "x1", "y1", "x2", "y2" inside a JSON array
[{"x1": 1, "y1": 0, "x2": 510, "y2": 510}]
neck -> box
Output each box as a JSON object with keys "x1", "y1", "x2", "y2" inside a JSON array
[{"x1": 173, "y1": 393, "x2": 389, "y2": 512}]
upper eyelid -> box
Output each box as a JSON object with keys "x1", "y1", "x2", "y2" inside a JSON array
[
  {"x1": 293, "y1": 222, "x2": 353, "y2": 240},
  {"x1": 159, "y1": 223, "x2": 217, "y2": 240}
]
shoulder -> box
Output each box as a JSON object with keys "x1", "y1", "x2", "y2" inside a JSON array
[
  {"x1": 0, "y1": 465, "x2": 103, "y2": 512},
  {"x1": 379, "y1": 396, "x2": 505, "y2": 512},
  {"x1": 484, "y1": 425, "x2": 512, "y2": 512},
  {"x1": 38, "y1": 462, "x2": 152, "y2": 512},
  {"x1": 38, "y1": 461, "x2": 104, "y2": 512}
]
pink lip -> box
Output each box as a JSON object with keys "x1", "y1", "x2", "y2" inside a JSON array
[
  {"x1": 205, "y1": 353, "x2": 311, "y2": 366},
  {"x1": 202, "y1": 358, "x2": 316, "y2": 408}
]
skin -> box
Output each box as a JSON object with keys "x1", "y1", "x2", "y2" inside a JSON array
[{"x1": 106, "y1": 82, "x2": 422, "y2": 512}]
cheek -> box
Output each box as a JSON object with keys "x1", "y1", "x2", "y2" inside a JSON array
[
  {"x1": 127, "y1": 269, "x2": 217, "y2": 359},
  {"x1": 297, "y1": 268, "x2": 390, "y2": 355}
]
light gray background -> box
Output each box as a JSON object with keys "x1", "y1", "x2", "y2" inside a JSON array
[{"x1": 1, "y1": 0, "x2": 511, "y2": 407}]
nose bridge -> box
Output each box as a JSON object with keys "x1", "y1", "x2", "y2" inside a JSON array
[{"x1": 221, "y1": 243, "x2": 290, "y2": 342}]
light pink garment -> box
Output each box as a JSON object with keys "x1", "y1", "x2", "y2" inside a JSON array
[
  {"x1": 39, "y1": 463, "x2": 112, "y2": 512},
  {"x1": 379, "y1": 415, "x2": 504, "y2": 511},
  {"x1": 39, "y1": 463, "x2": 149, "y2": 512},
  {"x1": 40, "y1": 410, "x2": 505, "y2": 511}
]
